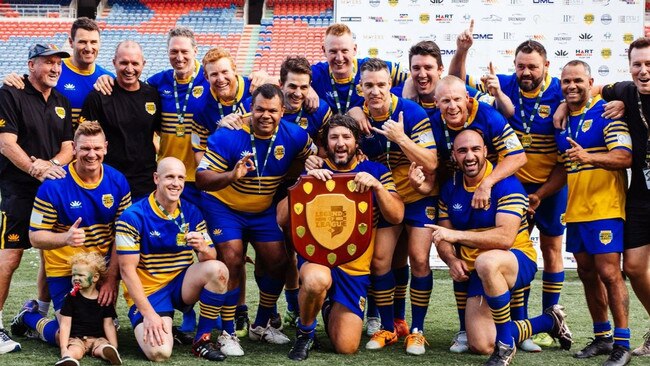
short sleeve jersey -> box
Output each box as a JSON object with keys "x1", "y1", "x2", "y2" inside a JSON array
[
  {"x1": 60, "y1": 292, "x2": 117, "y2": 338},
  {"x1": 29, "y1": 164, "x2": 131, "y2": 277},
  {"x1": 0, "y1": 77, "x2": 73, "y2": 190},
  {"x1": 198, "y1": 117, "x2": 315, "y2": 213},
  {"x1": 147, "y1": 61, "x2": 209, "y2": 182},
  {"x1": 555, "y1": 96, "x2": 631, "y2": 223},
  {"x1": 79, "y1": 83, "x2": 161, "y2": 198},
  {"x1": 438, "y1": 162, "x2": 536, "y2": 271},
  {"x1": 115, "y1": 193, "x2": 213, "y2": 307}
]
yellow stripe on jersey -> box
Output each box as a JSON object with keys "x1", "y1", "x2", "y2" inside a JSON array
[
  {"x1": 514, "y1": 131, "x2": 558, "y2": 184},
  {"x1": 159, "y1": 111, "x2": 197, "y2": 181}
]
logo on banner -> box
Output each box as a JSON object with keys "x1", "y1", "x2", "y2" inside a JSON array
[
  {"x1": 419, "y1": 13, "x2": 430, "y2": 23},
  {"x1": 532, "y1": 0, "x2": 554, "y2": 3},
  {"x1": 435, "y1": 14, "x2": 453, "y2": 23},
  {"x1": 575, "y1": 49, "x2": 593, "y2": 59},
  {"x1": 509, "y1": 0, "x2": 523, "y2": 4},
  {"x1": 623, "y1": 33, "x2": 634, "y2": 44},
  {"x1": 619, "y1": 15, "x2": 640, "y2": 23},
  {"x1": 508, "y1": 13, "x2": 526, "y2": 24},
  {"x1": 430, "y1": 0, "x2": 443, "y2": 3},
  {"x1": 554, "y1": 33, "x2": 572, "y2": 44},
  {"x1": 388, "y1": 0, "x2": 398, "y2": 6},
  {"x1": 396, "y1": 13, "x2": 413, "y2": 23},
  {"x1": 482, "y1": 14, "x2": 501, "y2": 22},
  {"x1": 600, "y1": 14, "x2": 612, "y2": 24},
  {"x1": 563, "y1": 0, "x2": 583, "y2": 4},
  {"x1": 440, "y1": 49, "x2": 456, "y2": 56},
  {"x1": 601, "y1": 48, "x2": 612, "y2": 59},
  {"x1": 369, "y1": 0, "x2": 380, "y2": 7},
  {"x1": 584, "y1": 13, "x2": 595, "y2": 24},
  {"x1": 368, "y1": 48, "x2": 379, "y2": 57},
  {"x1": 473, "y1": 33, "x2": 494, "y2": 40},
  {"x1": 482, "y1": 0, "x2": 498, "y2": 4},
  {"x1": 598, "y1": 65, "x2": 610, "y2": 76},
  {"x1": 497, "y1": 49, "x2": 515, "y2": 57},
  {"x1": 451, "y1": 0, "x2": 469, "y2": 5},
  {"x1": 561, "y1": 15, "x2": 575, "y2": 24},
  {"x1": 368, "y1": 16, "x2": 386, "y2": 22},
  {"x1": 555, "y1": 49, "x2": 569, "y2": 58},
  {"x1": 391, "y1": 35, "x2": 410, "y2": 42},
  {"x1": 341, "y1": 16, "x2": 362, "y2": 22},
  {"x1": 386, "y1": 49, "x2": 404, "y2": 58},
  {"x1": 579, "y1": 33, "x2": 593, "y2": 41},
  {"x1": 503, "y1": 32, "x2": 515, "y2": 40}
]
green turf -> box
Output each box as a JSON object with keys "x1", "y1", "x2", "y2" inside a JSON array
[{"x1": 1, "y1": 249, "x2": 647, "y2": 365}]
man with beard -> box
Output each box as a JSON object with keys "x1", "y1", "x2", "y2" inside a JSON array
[
  {"x1": 429, "y1": 129, "x2": 572, "y2": 366},
  {"x1": 555, "y1": 60, "x2": 633, "y2": 366},
  {"x1": 285, "y1": 114, "x2": 403, "y2": 360}
]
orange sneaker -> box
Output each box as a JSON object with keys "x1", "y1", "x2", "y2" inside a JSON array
[
  {"x1": 405, "y1": 329, "x2": 429, "y2": 355},
  {"x1": 365, "y1": 330, "x2": 398, "y2": 350},
  {"x1": 394, "y1": 319, "x2": 410, "y2": 338}
]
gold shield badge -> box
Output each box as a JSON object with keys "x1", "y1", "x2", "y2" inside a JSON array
[
  {"x1": 192, "y1": 85, "x2": 204, "y2": 98},
  {"x1": 581, "y1": 119, "x2": 592, "y2": 133},
  {"x1": 420, "y1": 13, "x2": 430, "y2": 24},
  {"x1": 289, "y1": 174, "x2": 373, "y2": 268},
  {"x1": 55, "y1": 107, "x2": 66, "y2": 119},
  {"x1": 274, "y1": 145, "x2": 285, "y2": 160},
  {"x1": 145, "y1": 102, "x2": 156, "y2": 115},
  {"x1": 102, "y1": 194, "x2": 114, "y2": 209},
  {"x1": 538, "y1": 105, "x2": 550, "y2": 118},
  {"x1": 599, "y1": 230, "x2": 612, "y2": 245}
]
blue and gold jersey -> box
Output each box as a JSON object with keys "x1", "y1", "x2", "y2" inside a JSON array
[
  {"x1": 311, "y1": 58, "x2": 408, "y2": 114},
  {"x1": 147, "y1": 62, "x2": 208, "y2": 182},
  {"x1": 358, "y1": 95, "x2": 434, "y2": 204},
  {"x1": 198, "y1": 117, "x2": 315, "y2": 213},
  {"x1": 438, "y1": 162, "x2": 536, "y2": 272},
  {"x1": 57, "y1": 59, "x2": 113, "y2": 129},
  {"x1": 29, "y1": 163, "x2": 131, "y2": 277},
  {"x1": 241, "y1": 96, "x2": 332, "y2": 141},
  {"x1": 556, "y1": 96, "x2": 631, "y2": 223},
  {"x1": 191, "y1": 75, "x2": 251, "y2": 152},
  {"x1": 115, "y1": 193, "x2": 212, "y2": 307},
  {"x1": 319, "y1": 158, "x2": 396, "y2": 276},
  {"x1": 472, "y1": 73, "x2": 563, "y2": 184}
]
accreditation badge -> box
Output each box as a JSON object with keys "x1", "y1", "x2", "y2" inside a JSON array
[
  {"x1": 176, "y1": 232, "x2": 186, "y2": 246},
  {"x1": 521, "y1": 134, "x2": 533, "y2": 148}
]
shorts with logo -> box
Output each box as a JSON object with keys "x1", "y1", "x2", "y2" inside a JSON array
[
  {"x1": 46, "y1": 276, "x2": 73, "y2": 311},
  {"x1": 297, "y1": 255, "x2": 369, "y2": 319},
  {"x1": 523, "y1": 183, "x2": 567, "y2": 237},
  {"x1": 566, "y1": 218, "x2": 623, "y2": 255},
  {"x1": 202, "y1": 194, "x2": 283, "y2": 244},
  {"x1": 467, "y1": 249, "x2": 537, "y2": 297},
  {"x1": 624, "y1": 201, "x2": 650, "y2": 249},
  {"x1": 127, "y1": 269, "x2": 191, "y2": 327},
  {"x1": 0, "y1": 192, "x2": 36, "y2": 249},
  {"x1": 379, "y1": 196, "x2": 437, "y2": 228},
  {"x1": 67, "y1": 336, "x2": 110, "y2": 355}
]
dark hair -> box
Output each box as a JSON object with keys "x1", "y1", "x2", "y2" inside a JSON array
[
  {"x1": 320, "y1": 114, "x2": 360, "y2": 147},
  {"x1": 251, "y1": 83, "x2": 284, "y2": 107},
  {"x1": 409, "y1": 40, "x2": 443, "y2": 69},
  {"x1": 515, "y1": 40, "x2": 547, "y2": 60},
  {"x1": 70, "y1": 17, "x2": 100, "y2": 41},
  {"x1": 360, "y1": 57, "x2": 389, "y2": 74},
  {"x1": 628, "y1": 37, "x2": 650, "y2": 61},
  {"x1": 280, "y1": 56, "x2": 312, "y2": 84},
  {"x1": 563, "y1": 59, "x2": 591, "y2": 76}
]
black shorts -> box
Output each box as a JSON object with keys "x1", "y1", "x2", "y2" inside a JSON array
[
  {"x1": 624, "y1": 201, "x2": 650, "y2": 250},
  {"x1": 1, "y1": 192, "x2": 36, "y2": 249}
]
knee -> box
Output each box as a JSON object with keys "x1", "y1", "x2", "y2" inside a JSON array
[
  {"x1": 597, "y1": 265, "x2": 623, "y2": 286},
  {"x1": 576, "y1": 265, "x2": 597, "y2": 282},
  {"x1": 474, "y1": 256, "x2": 498, "y2": 280},
  {"x1": 334, "y1": 343, "x2": 359, "y2": 355},
  {"x1": 409, "y1": 256, "x2": 430, "y2": 276},
  {"x1": 301, "y1": 271, "x2": 331, "y2": 295},
  {"x1": 623, "y1": 257, "x2": 646, "y2": 279},
  {"x1": 0, "y1": 254, "x2": 21, "y2": 273},
  {"x1": 469, "y1": 341, "x2": 494, "y2": 355},
  {"x1": 206, "y1": 260, "x2": 229, "y2": 286},
  {"x1": 145, "y1": 347, "x2": 172, "y2": 362}
]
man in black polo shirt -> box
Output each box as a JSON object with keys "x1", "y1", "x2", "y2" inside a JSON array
[
  {"x1": 0, "y1": 43, "x2": 73, "y2": 353},
  {"x1": 80, "y1": 40, "x2": 161, "y2": 202}
]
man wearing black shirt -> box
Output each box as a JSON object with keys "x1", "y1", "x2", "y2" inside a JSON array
[
  {"x1": 80, "y1": 40, "x2": 161, "y2": 202},
  {"x1": 599, "y1": 37, "x2": 650, "y2": 358},
  {"x1": 0, "y1": 44, "x2": 73, "y2": 353}
]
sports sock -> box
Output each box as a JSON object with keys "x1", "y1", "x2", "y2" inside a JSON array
[
  {"x1": 453, "y1": 280, "x2": 468, "y2": 332},
  {"x1": 370, "y1": 271, "x2": 396, "y2": 332},
  {"x1": 33, "y1": 316, "x2": 58, "y2": 346},
  {"x1": 37, "y1": 300, "x2": 50, "y2": 317},
  {"x1": 509, "y1": 286, "x2": 529, "y2": 321},
  {"x1": 253, "y1": 275, "x2": 284, "y2": 328},
  {"x1": 393, "y1": 265, "x2": 409, "y2": 320},
  {"x1": 285, "y1": 288, "x2": 299, "y2": 313},
  {"x1": 296, "y1": 319, "x2": 317, "y2": 339},
  {"x1": 179, "y1": 308, "x2": 196, "y2": 333},
  {"x1": 542, "y1": 271, "x2": 564, "y2": 309},
  {"x1": 409, "y1": 272, "x2": 432, "y2": 332},
  {"x1": 486, "y1": 291, "x2": 514, "y2": 347},
  {"x1": 366, "y1": 291, "x2": 379, "y2": 318},
  {"x1": 221, "y1": 288, "x2": 240, "y2": 334},
  {"x1": 0, "y1": 310, "x2": 3, "y2": 329},
  {"x1": 613, "y1": 327, "x2": 631, "y2": 349},
  {"x1": 594, "y1": 321, "x2": 613, "y2": 339},
  {"x1": 510, "y1": 314, "x2": 554, "y2": 344},
  {"x1": 194, "y1": 288, "x2": 225, "y2": 342}
]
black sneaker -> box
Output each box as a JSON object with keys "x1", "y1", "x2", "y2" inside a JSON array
[
  {"x1": 545, "y1": 304, "x2": 573, "y2": 350},
  {"x1": 235, "y1": 311, "x2": 249, "y2": 338},
  {"x1": 270, "y1": 312, "x2": 283, "y2": 330},
  {"x1": 603, "y1": 345, "x2": 631, "y2": 366},
  {"x1": 172, "y1": 326, "x2": 194, "y2": 346},
  {"x1": 574, "y1": 336, "x2": 614, "y2": 359},
  {"x1": 192, "y1": 333, "x2": 226, "y2": 361},
  {"x1": 484, "y1": 341, "x2": 516, "y2": 366},
  {"x1": 288, "y1": 332, "x2": 315, "y2": 361},
  {"x1": 54, "y1": 356, "x2": 79, "y2": 366},
  {"x1": 11, "y1": 299, "x2": 38, "y2": 337}
]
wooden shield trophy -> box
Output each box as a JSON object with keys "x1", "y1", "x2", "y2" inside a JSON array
[{"x1": 288, "y1": 174, "x2": 374, "y2": 268}]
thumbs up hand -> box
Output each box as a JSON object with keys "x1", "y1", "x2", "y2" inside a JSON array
[{"x1": 66, "y1": 217, "x2": 85, "y2": 247}]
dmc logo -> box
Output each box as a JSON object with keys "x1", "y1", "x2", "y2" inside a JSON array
[
  {"x1": 555, "y1": 49, "x2": 569, "y2": 57},
  {"x1": 554, "y1": 33, "x2": 572, "y2": 44},
  {"x1": 473, "y1": 33, "x2": 494, "y2": 40},
  {"x1": 623, "y1": 33, "x2": 634, "y2": 44},
  {"x1": 575, "y1": 49, "x2": 593, "y2": 58},
  {"x1": 601, "y1": 48, "x2": 612, "y2": 59},
  {"x1": 601, "y1": 14, "x2": 612, "y2": 24},
  {"x1": 584, "y1": 13, "x2": 595, "y2": 24},
  {"x1": 369, "y1": 0, "x2": 380, "y2": 6},
  {"x1": 508, "y1": 14, "x2": 526, "y2": 24},
  {"x1": 7, "y1": 234, "x2": 19, "y2": 242},
  {"x1": 533, "y1": 0, "x2": 554, "y2": 3},
  {"x1": 482, "y1": 14, "x2": 502, "y2": 22},
  {"x1": 598, "y1": 65, "x2": 609, "y2": 76},
  {"x1": 441, "y1": 49, "x2": 457, "y2": 55},
  {"x1": 561, "y1": 15, "x2": 575, "y2": 23},
  {"x1": 579, "y1": 33, "x2": 593, "y2": 40},
  {"x1": 435, "y1": 14, "x2": 453, "y2": 22}
]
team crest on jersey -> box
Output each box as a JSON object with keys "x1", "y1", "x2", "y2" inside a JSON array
[
  {"x1": 55, "y1": 107, "x2": 66, "y2": 119},
  {"x1": 274, "y1": 145, "x2": 285, "y2": 160},
  {"x1": 560, "y1": 213, "x2": 566, "y2": 226},
  {"x1": 298, "y1": 118, "x2": 308, "y2": 129},
  {"x1": 356, "y1": 83, "x2": 363, "y2": 96},
  {"x1": 425, "y1": 206, "x2": 436, "y2": 220},
  {"x1": 581, "y1": 119, "x2": 592, "y2": 133},
  {"x1": 0, "y1": 119, "x2": 5, "y2": 127},
  {"x1": 538, "y1": 105, "x2": 551, "y2": 118},
  {"x1": 359, "y1": 296, "x2": 366, "y2": 311},
  {"x1": 102, "y1": 194, "x2": 114, "y2": 209},
  {"x1": 599, "y1": 230, "x2": 612, "y2": 245},
  {"x1": 192, "y1": 85, "x2": 204, "y2": 98},
  {"x1": 145, "y1": 102, "x2": 156, "y2": 115}
]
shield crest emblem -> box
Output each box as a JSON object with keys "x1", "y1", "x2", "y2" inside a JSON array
[
  {"x1": 102, "y1": 194, "x2": 114, "y2": 209},
  {"x1": 289, "y1": 174, "x2": 373, "y2": 268},
  {"x1": 55, "y1": 107, "x2": 66, "y2": 119},
  {"x1": 145, "y1": 102, "x2": 156, "y2": 115},
  {"x1": 192, "y1": 85, "x2": 204, "y2": 98}
]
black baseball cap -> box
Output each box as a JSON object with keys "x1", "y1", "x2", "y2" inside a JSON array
[{"x1": 28, "y1": 43, "x2": 70, "y2": 59}]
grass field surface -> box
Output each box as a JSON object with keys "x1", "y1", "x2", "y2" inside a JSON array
[{"x1": 1, "y1": 249, "x2": 647, "y2": 365}]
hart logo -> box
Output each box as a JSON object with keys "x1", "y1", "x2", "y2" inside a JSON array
[
  {"x1": 555, "y1": 50, "x2": 569, "y2": 57},
  {"x1": 575, "y1": 49, "x2": 593, "y2": 58},
  {"x1": 435, "y1": 14, "x2": 453, "y2": 23},
  {"x1": 7, "y1": 234, "x2": 19, "y2": 242},
  {"x1": 579, "y1": 33, "x2": 593, "y2": 40},
  {"x1": 70, "y1": 200, "x2": 82, "y2": 209},
  {"x1": 584, "y1": 13, "x2": 594, "y2": 24},
  {"x1": 601, "y1": 48, "x2": 612, "y2": 59},
  {"x1": 64, "y1": 83, "x2": 75, "y2": 90}
]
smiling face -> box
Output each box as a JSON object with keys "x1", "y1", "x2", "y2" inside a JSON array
[
  {"x1": 168, "y1": 36, "x2": 197, "y2": 79},
  {"x1": 326, "y1": 125, "x2": 358, "y2": 168},
  {"x1": 281, "y1": 72, "x2": 311, "y2": 111},
  {"x1": 205, "y1": 57, "x2": 237, "y2": 99},
  {"x1": 561, "y1": 63, "x2": 593, "y2": 112},
  {"x1": 514, "y1": 51, "x2": 548, "y2": 92},
  {"x1": 28, "y1": 55, "x2": 63, "y2": 91},
  {"x1": 154, "y1": 158, "x2": 186, "y2": 207},
  {"x1": 71, "y1": 263, "x2": 98, "y2": 291},
  {"x1": 435, "y1": 78, "x2": 470, "y2": 128},
  {"x1": 113, "y1": 43, "x2": 144, "y2": 91},
  {"x1": 323, "y1": 33, "x2": 357, "y2": 80},
  {"x1": 251, "y1": 94, "x2": 284, "y2": 137},
  {"x1": 73, "y1": 133, "x2": 107, "y2": 177},
  {"x1": 360, "y1": 68, "x2": 392, "y2": 115},
  {"x1": 410, "y1": 54, "x2": 444, "y2": 101},
  {"x1": 630, "y1": 46, "x2": 650, "y2": 95},
  {"x1": 69, "y1": 28, "x2": 100, "y2": 70},
  {"x1": 452, "y1": 130, "x2": 488, "y2": 182}
]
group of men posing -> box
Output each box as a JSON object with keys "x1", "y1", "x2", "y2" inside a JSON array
[{"x1": 0, "y1": 16, "x2": 648, "y2": 366}]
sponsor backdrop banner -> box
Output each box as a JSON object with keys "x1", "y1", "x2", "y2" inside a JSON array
[{"x1": 336, "y1": 0, "x2": 645, "y2": 268}]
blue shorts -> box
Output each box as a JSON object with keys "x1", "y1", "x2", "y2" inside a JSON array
[
  {"x1": 46, "y1": 276, "x2": 72, "y2": 311},
  {"x1": 127, "y1": 269, "x2": 191, "y2": 327},
  {"x1": 467, "y1": 249, "x2": 538, "y2": 297},
  {"x1": 201, "y1": 193, "x2": 284, "y2": 244},
  {"x1": 378, "y1": 196, "x2": 437, "y2": 228},
  {"x1": 181, "y1": 181, "x2": 202, "y2": 208},
  {"x1": 523, "y1": 183, "x2": 567, "y2": 237},
  {"x1": 566, "y1": 218, "x2": 624, "y2": 255},
  {"x1": 297, "y1": 256, "x2": 369, "y2": 319}
]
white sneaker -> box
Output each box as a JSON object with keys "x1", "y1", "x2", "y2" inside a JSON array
[
  {"x1": 0, "y1": 329, "x2": 20, "y2": 354},
  {"x1": 449, "y1": 330, "x2": 469, "y2": 353},
  {"x1": 519, "y1": 337, "x2": 542, "y2": 352},
  {"x1": 249, "y1": 323, "x2": 291, "y2": 344},
  {"x1": 405, "y1": 328, "x2": 428, "y2": 355},
  {"x1": 366, "y1": 316, "x2": 381, "y2": 337},
  {"x1": 217, "y1": 331, "x2": 244, "y2": 356}
]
